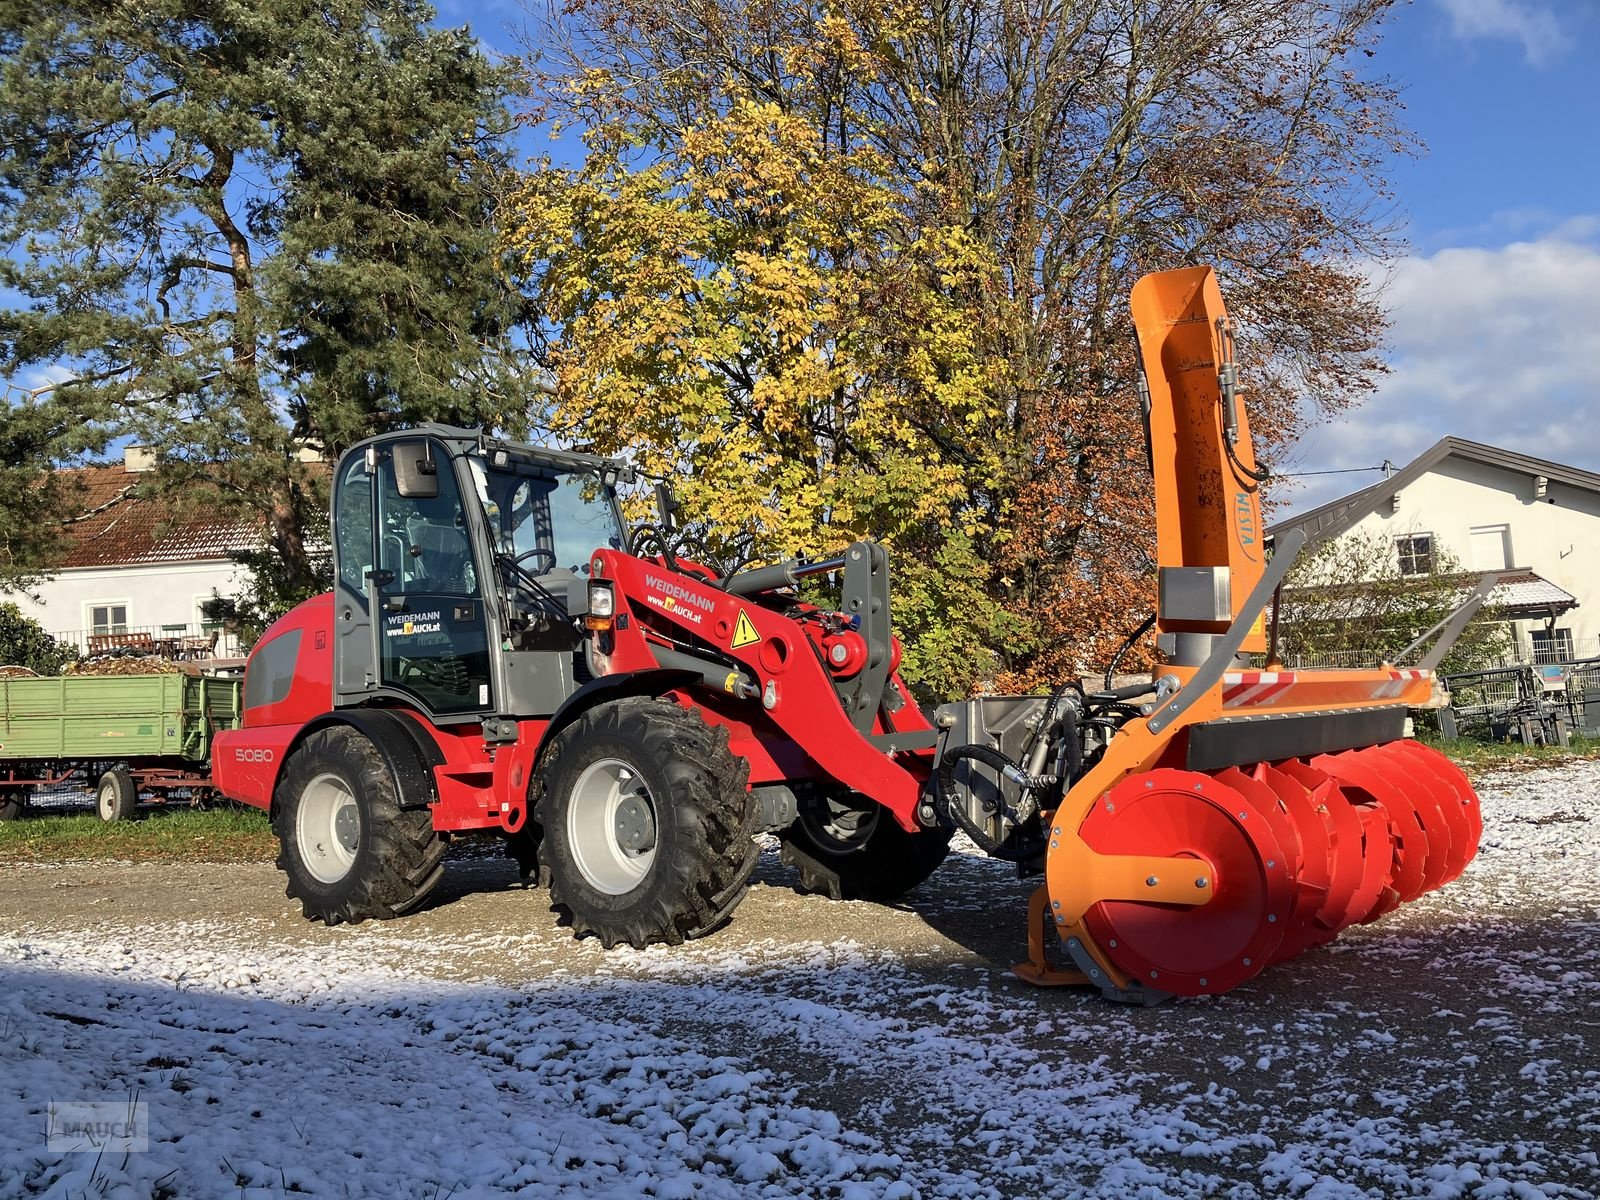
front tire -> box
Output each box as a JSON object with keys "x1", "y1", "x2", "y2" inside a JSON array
[
  {"x1": 779, "y1": 792, "x2": 952, "y2": 901},
  {"x1": 538, "y1": 698, "x2": 757, "y2": 949},
  {"x1": 0, "y1": 790, "x2": 25, "y2": 822},
  {"x1": 273, "y1": 726, "x2": 447, "y2": 926},
  {"x1": 96, "y1": 768, "x2": 138, "y2": 823}
]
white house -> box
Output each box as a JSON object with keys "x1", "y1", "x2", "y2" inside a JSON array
[
  {"x1": 13, "y1": 446, "x2": 256, "y2": 656},
  {"x1": 1269, "y1": 437, "x2": 1597, "y2": 663}
]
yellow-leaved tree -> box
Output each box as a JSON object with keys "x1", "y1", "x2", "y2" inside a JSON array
[
  {"x1": 505, "y1": 0, "x2": 1407, "y2": 698},
  {"x1": 505, "y1": 82, "x2": 1016, "y2": 695}
]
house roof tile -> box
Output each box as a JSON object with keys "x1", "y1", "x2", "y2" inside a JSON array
[
  {"x1": 1490, "y1": 569, "x2": 1578, "y2": 616},
  {"x1": 55, "y1": 465, "x2": 258, "y2": 569}
]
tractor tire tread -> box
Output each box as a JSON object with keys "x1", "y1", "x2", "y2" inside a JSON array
[
  {"x1": 274, "y1": 726, "x2": 446, "y2": 927},
  {"x1": 540, "y1": 697, "x2": 757, "y2": 950}
]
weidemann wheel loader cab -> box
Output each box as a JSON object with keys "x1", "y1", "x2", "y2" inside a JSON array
[{"x1": 213, "y1": 424, "x2": 952, "y2": 939}]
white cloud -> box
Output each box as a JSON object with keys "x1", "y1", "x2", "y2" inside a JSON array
[
  {"x1": 1432, "y1": 0, "x2": 1571, "y2": 65},
  {"x1": 1282, "y1": 218, "x2": 1600, "y2": 514}
]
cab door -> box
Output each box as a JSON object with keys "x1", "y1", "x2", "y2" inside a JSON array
[{"x1": 332, "y1": 439, "x2": 493, "y2": 719}]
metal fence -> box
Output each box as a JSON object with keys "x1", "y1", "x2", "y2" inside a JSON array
[
  {"x1": 1432, "y1": 657, "x2": 1600, "y2": 744},
  {"x1": 1550, "y1": 658, "x2": 1600, "y2": 735},
  {"x1": 1273, "y1": 647, "x2": 1388, "y2": 670},
  {"x1": 1519, "y1": 634, "x2": 1600, "y2": 664}
]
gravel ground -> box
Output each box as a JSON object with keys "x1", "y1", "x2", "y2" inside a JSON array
[{"x1": 2, "y1": 761, "x2": 1598, "y2": 1198}]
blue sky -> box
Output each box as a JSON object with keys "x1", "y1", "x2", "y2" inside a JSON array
[
  {"x1": 1277, "y1": 0, "x2": 1600, "y2": 512},
  {"x1": 18, "y1": 0, "x2": 1580, "y2": 516}
]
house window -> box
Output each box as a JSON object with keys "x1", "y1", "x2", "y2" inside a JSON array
[
  {"x1": 89, "y1": 603, "x2": 129, "y2": 634},
  {"x1": 1396, "y1": 534, "x2": 1434, "y2": 576},
  {"x1": 1531, "y1": 628, "x2": 1574, "y2": 664}
]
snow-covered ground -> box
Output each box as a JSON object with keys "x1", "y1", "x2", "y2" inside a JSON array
[{"x1": 2, "y1": 761, "x2": 1598, "y2": 1199}]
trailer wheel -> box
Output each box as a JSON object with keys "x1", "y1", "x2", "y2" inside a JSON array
[
  {"x1": 273, "y1": 726, "x2": 447, "y2": 926},
  {"x1": 0, "y1": 790, "x2": 24, "y2": 822},
  {"x1": 96, "y1": 769, "x2": 138, "y2": 823},
  {"x1": 538, "y1": 698, "x2": 757, "y2": 949},
  {"x1": 779, "y1": 792, "x2": 952, "y2": 901}
]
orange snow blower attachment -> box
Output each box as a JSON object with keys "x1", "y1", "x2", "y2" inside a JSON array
[{"x1": 986, "y1": 266, "x2": 1483, "y2": 1002}]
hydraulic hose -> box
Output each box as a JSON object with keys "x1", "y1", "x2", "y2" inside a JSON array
[
  {"x1": 1226, "y1": 432, "x2": 1272, "y2": 487},
  {"x1": 1105, "y1": 613, "x2": 1157, "y2": 692},
  {"x1": 933, "y1": 743, "x2": 1053, "y2": 863},
  {"x1": 1051, "y1": 702, "x2": 1083, "y2": 789}
]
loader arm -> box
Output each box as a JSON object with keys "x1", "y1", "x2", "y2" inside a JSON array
[{"x1": 585, "y1": 544, "x2": 936, "y2": 827}]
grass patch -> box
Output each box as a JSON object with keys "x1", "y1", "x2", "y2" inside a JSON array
[
  {"x1": 0, "y1": 805, "x2": 276, "y2": 864},
  {"x1": 1419, "y1": 733, "x2": 1600, "y2": 776}
]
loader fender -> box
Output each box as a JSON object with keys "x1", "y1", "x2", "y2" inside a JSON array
[
  {"x1": 279, "y1": 709, "x2": 445, "y2": 818},
  {"x1": 536, "y1": 668, "x2": 701, "y2": 762}
]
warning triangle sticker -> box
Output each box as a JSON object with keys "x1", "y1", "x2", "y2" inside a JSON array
[{"x1": 731, "y1": 610, "x2": 762, "y2": 649}]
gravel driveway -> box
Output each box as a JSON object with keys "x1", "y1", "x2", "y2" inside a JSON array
[{"x1": 2, "y1": 761, "x2": 1597, "y2": 1198}]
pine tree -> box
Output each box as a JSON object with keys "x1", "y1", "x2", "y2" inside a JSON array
[{"x1": 0, "y1": 0, "x2": 532, "y2": 607}]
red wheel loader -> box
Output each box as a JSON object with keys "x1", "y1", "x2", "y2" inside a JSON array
[{"x1": 213, "y1": 266, "x2": 1482, "y2": 1003}]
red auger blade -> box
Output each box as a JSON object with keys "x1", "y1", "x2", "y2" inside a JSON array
[
  {"x1": 1213, "y1": 765, "x2": 1318, "y2": 963},
  {"x1": 1274, "y1": 758, "x2": 1369, "y2": 935},
  {"x1": 1352, "y1": 805, "x2": 1399, "y2": 925},
  {"x1": 1079, "y1": 769, "x2": 1294, "y2": 997},
  {"x1": 1311, "y1": 749, "x2": 1434, "y2": 902},
  {"x1": 1365, "y1": 742, "x2": 1471, "y2": 886},
  {"x1": 1251, "y1": 762, "x2": 1338, "y2": 960},
  {"x1": 1386, "y1": 740, "x2": 1483, "y2": 875}
]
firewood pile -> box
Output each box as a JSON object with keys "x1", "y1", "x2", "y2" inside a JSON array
[{"x1": 63, "y1": 656, "x2": 190, "y2": 677}]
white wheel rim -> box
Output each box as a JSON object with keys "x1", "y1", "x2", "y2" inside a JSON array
[
  {"x1": 97, "y1": 782, "x2": 116, "y2": 819},
  {"x1": 297, "y1": 773, "x2": 361, "y2": 885},
  {"x1": 567, "y1": 758, "x2": 658, "y2": 895}
]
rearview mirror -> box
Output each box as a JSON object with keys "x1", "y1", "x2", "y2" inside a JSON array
[
  {"x1": 393, "y1": 441, "x2": 439, "y2": 499},
  {"x1": 654, "y1": 481, "x2": 681, "y2": 531}
]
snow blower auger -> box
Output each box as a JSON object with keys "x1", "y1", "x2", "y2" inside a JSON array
[{"x1": 931, "y1": 265, "x2": 1483, "y2": 1003}]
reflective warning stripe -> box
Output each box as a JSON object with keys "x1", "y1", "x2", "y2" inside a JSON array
[
  {"x1": 1221, "y1": 671, "x2": 1297, "y2": 707},
  {"x1": 1373, "y1": 668, "x2": 1428, "y2": 698},
  {"x1": 1220, "y1": 668, "x2": 1430, "y2": 709}
]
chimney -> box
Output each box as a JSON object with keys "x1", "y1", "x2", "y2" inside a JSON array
[{"x1": 123, "y1": 445, "x2": 156, "y2": 473}]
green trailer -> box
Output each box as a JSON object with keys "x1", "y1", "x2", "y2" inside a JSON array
[{"x1": 0, "y1": 672, "x2": 243, "y2": 821}]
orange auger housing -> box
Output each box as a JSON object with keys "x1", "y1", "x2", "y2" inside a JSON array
[{"x1": 1005, "y1": 267, "x2": 1482, "y2": 1001}]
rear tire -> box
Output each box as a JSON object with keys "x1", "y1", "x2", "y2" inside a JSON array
[
  {"x1": 96, "y1": 769, "x2": 138, "y2": 823},
  {"x1": 779, "y1": 792, "x2": 952, "y2": 901},
  {"x1": 0, "y1": 790, "x2": 24, "y2": 822},
  {"x1": 537, "y1": 698, "x2": 757, "y2": 949},
  {"x1": 273, "y1": 726, "x2": 447, "y2": 926}
]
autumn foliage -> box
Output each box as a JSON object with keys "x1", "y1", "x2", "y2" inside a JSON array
[{"x1": 506, "y1": 0, "x2": 1408, "y2": 698}]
